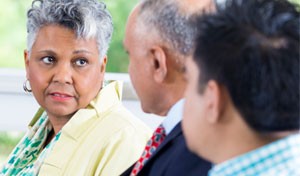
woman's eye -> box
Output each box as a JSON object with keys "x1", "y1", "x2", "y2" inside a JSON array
[
  {"x1": 41, "y1": 56, "x2": 55, "y2": 64},
  {"x1": 75, "y1": 59, "x2": 88, "y2": 67}
]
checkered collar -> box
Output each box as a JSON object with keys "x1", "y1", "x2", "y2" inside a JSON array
[{"x1": 209, "y1": 133, "x2": 300, "y2": 176}]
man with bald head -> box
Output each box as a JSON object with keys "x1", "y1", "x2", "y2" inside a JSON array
[{"x1": 122, "y1": 0, "x2": 213, "y2": 175}]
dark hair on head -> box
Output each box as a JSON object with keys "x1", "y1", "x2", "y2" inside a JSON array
[{"x1": 194, "y1": 0, "x2": 300, "y2": 132}]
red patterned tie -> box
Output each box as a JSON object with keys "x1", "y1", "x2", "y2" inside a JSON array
[{"x1": 130, "y1": 124, "x2": 166, "y2": 176}]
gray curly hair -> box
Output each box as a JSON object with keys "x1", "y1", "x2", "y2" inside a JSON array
[
  {"x1": 138, "y1": 0, "x2": 199, "y2": 56},
  {"x1": 27, "y1": 0, "x2": 113, "y2": 60}
]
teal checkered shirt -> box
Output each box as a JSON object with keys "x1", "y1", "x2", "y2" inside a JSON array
[{"x1": 209, "y1": 133, "x2": 300, "y2": 176}]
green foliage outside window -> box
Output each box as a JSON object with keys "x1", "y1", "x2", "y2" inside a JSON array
[{"x1": 0, "y1": 0, "x2": 138, "y2": 72}]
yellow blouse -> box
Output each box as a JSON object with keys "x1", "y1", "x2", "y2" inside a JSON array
[{"x1": 28, "y1": 81, "x2": 151, "y2": 176}]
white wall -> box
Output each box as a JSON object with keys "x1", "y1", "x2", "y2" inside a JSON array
[{"x1": 0, "y1": 69, "x2": 163, "y2": 131}]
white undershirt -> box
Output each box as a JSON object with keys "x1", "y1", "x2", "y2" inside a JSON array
[{"x1": 162, "y1": 99, "x2": 185, "y2": 135}]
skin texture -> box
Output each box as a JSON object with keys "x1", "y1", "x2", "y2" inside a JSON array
[
  {"x1": 176, "y1": 0, "x2": 216, "y2": 15},
  {"x1": 123, "y1": 9, "x2": 159, "y2": 114},
  {"x1": 182, "y1": 57, "x2": 281, "y2": 164},
  {"x1": 182, "y1": 57, "x2": 206, "y2": 154},
  {"x1": 182, "y1": 56, "x2": 226, "y2": 162},
  {"x1": 24, "y1": 25, "x2": 106, "y2": 135},
  {"x1": 123, "y1": 5, "x2": 186, "y2": 116}
]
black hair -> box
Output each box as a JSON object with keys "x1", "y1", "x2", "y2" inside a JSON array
[{"x1": 194, "y1": 0, "x2": 300, "y2": 132}]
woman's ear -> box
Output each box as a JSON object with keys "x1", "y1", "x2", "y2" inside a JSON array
[
  {"x1": 150, "y1": 46, "x2": 167, "y2": 83},
  {"x1": 100, "y1": 56, "x2": 107, "y2": 73},
  {"x1": 24, "y1": 50, "x2": 30, "y2": 79}
]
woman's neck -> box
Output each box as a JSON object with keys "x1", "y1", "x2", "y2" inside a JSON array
[
  {"x1": 44, "y1": 129, "x2": 55, "y2": 148},
  {"x1": 47, "y1": 113, "x2": 73, "y2": 135}
]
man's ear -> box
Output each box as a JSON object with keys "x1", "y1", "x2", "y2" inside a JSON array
[
  {"x1": 150, "y1": 46, "x2": 167, "y2": 83},
  {"x1": 204, "y1": 80, "x2": 225, "y2": 124},
  {"x1": 24, "y1": 50, "x2": 30, "y2": 79}
]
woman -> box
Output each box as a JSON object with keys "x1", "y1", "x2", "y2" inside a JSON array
[{"x1": 1, "y1": 0, "x2": 151, "y2": 175}]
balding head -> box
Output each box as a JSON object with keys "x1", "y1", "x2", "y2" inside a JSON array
[
  {"x1": 125, "y1": 4, "x2": 141, "y2": 38},
  {"x1": 124, "y1": 4, "x2": 152, "y2": 59},
  {"x1": 123, "y1": 0, "x2": 216, "y2": 115},
  {"x1": 137, "y1": 0, "x2": 215, "y2": 56},
  {"x1": 124, "y1": 5, "x2": 142, "y2": 50},
  {"x1": 176, "y1": 0, "x2": 215, "y2": 15}
]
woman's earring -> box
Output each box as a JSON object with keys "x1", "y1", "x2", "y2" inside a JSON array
[{"x1": 23, "y1": 79, "x2": 32, "y2": 93}]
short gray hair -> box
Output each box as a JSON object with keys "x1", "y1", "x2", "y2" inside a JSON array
[
  {"x1": 27, "y1": 0, "x2": 113, "y2": 60},
  {"x1": 138, "y1": 0, "x2": 199, "y2": 56}
]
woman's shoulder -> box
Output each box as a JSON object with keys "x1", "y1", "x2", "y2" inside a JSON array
[{"x1": 101, "y1": 104, "x2": 151, "y2": 135}]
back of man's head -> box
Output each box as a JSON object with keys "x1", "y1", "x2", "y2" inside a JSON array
[
  {"x1": 138, "y1": 0, "x2": 214, "y2": 56},
  {"x1": 194, "y1": 0, "x2": 300, "y2": 132},
  {"x1": 123, "y1": 0, "x2": 215, "y2": 115}
]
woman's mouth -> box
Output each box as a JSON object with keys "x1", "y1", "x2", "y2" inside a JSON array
[{"x1": 49, "y1": 92, "x2": 74, "y2": 102}]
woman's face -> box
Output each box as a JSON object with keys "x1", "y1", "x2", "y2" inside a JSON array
[{"x1": 24, "y1": 25, "x2": 106, "y2": 119}]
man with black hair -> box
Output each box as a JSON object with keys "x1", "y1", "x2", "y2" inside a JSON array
[{"x1": 182, "y1": 0, "x2": 300, "y2": 175}]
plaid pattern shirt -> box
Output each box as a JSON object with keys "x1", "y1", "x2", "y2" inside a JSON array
[{"x1": 209, "y1": 133, "x2": 300, "y2": 176}]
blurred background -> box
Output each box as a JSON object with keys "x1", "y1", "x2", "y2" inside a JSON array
[{"x1": 0, "y1": 0, "x2": 138, "y2": 72}]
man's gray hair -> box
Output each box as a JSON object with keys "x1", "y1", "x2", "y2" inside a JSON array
[
  {"x1": 139, "y1": 0, "x2": 199, "y2": 56},
  {"x1": 27, "y1": 0, "x2": 113, "y2": 60}
]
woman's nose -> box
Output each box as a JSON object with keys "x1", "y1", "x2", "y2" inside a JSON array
[{"x1": 52, "y1": 64, "x2": 73, "y2": 84}]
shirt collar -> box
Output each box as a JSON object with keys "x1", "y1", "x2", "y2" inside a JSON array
[
  {"x1": 209, "y1": 133, "x2": 300, "y2": 176},
  {"x1": 162, "y1": 99, "x2": 184, "y2": 135},
  {"x1": 55, "y1": 81, "x2": 123, "y2": 138},
  {"x1": 89, "y1": 80, "x2": 122, "y2": 115}
]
